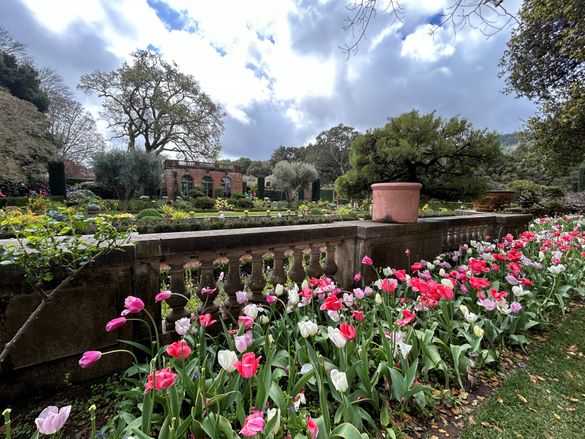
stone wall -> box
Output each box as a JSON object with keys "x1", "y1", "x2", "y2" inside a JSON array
[{"x1": 0, "y1": 213, "x2": 531, "y2": 403}]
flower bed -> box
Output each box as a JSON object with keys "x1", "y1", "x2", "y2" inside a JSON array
[{"x1": 9, "y1": 216, "x2": 585, "y2": 438}]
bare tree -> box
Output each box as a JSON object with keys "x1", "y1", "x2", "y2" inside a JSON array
[
  {"x1": 48, "y1": 95, "x2": 105, "y2": 164},
  {"x1": 342, "y1": 0, "x2": 517, "y2": 56},
  {"x1": 0, "y1": 27, "x2": 27, "y2": 59}
]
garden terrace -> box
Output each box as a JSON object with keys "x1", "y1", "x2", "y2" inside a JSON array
[{"x1": 0, "y1": 213, "x2": 530, "y2": 403}]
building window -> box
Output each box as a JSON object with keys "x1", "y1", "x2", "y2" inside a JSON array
[
  {"x1": 180, "y1": 175, "x2": 194, "y2": 195},
  {"x1": 202, "y1": 176, "x2": 213, "y2": 197},
  {"x1": 221, "y1": 176, "x2": 231, "y2": 198}
]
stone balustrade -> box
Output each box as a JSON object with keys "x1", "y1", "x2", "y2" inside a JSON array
[{"x1": 0, "y1": 213, "x2": 531, "y2": 402}]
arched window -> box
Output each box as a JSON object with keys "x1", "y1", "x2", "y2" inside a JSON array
[
  {"x1": 202, "y1": 176, "x2": 213, "y2": 197},
  {"x1": 180, "y1": 175, "x2": 193, "y2": 195},
  {"x1": 221, "y1": 176, "x2": 231, "y2": 198}
]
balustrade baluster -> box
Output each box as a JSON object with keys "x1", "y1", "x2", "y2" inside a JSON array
[
  {"x1": 223, "y1": 252, "x2": 244, "y2": 317},
  {"x1": 323, "y1": 242, "x2": 339, "y2": 278},
  {"x1": 270, "y1": 248, "x2": 288, "y2": 286},
  {"x1": 288, "y1": 246, "x2": 306, "y2": 285},
  {"x1": 165, "y1": 261, "x2": 191, "y2": 332},
  {"x1": 306, "y1": 245, "x2": 324, "y2": 279},
  {"x1": 246, "y1": 250, "x2": 267, "y2": 304},
  {"x1": 196, "y1": 257, "x2": 219, "y2": 316}
]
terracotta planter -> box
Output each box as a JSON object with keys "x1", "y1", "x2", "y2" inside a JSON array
[
  {"x1": 371, "y1": 182, "x2": 422, "y2": 223},
  {"x1": 473, "y1": 190, "x2": 515, "y2": 212}
]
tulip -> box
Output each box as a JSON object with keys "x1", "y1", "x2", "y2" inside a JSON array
[
  {"x1": 79, "y1": 351, "x2": 102, "y2": 368},
  {"x1": 240, "y1": 412, "x2": 265, "y2": 437},
  {"x1": 175, "y1": 317, "x2": 192, "y2": 336},
  {"x1": 234, "y1": 352, "x2": 261, "y2": 378},
  {"x1": 35, "y1": 405, "x2": 71, "y2": 435},
  {"x1": 218, "y1": 350, "x2": 238, "y2": 372},
  {"x1": 464, "y1": 312, "x2": 478, "y2": 323},
  {"x1": 298, "y1": 320, "x2": 319, "y2": 338},
  {"x1": 266, "y1": 295, "x2": 277, "y2": 304},
  {"x1": 243, "y1": 304, "x2": 259, "y2": 319},
  {"x1": 308, "y1": 417, "x2": 319, "y2": 439},
  {"x1": 383, "y1": 266, "x2": 393, "y2": 277},
  {"x1": 375, "y1": 293, "x2": 383, "y2": 304},
  {"x1": 235, "y1": 331, "x2": 254, "y2": 353},
  {"x1": 288, "y1": 289, "x2": 300, "y2": 306},
  {"x1": 362, "y1": 255, "x2": 373, "y2": 265},
  {"x1": 380, "y1": 278, "x2": 397, "y2": 293},
  {"x1": 352, "y1": 310, "x2": 364, "y2": 321},
  {"x1": 166, "y1": 339, "x2": 191, "y2": 359},
  {"x1": 396, "y1": 309, "x2": 416, "y2": 327},
  {"x1": 199, "y1": 313, "x2": 217, "y2": 327},
  {"x1": 274, "y1": 284, "x2": 284, "y2": 296},
  {"x1": 155, "y1": 290, "x2": 172, "y2": 302},
  {"x1": 339, "y1": 323, "x2": 357, "y2": 340},
  {"x1": 473, "y1": 326, "x2": 485, "y2": 338},
  {"x1": 354, "y1": 272, "x2": 362, "y2": 282},
  {"x1": 512, "y1": 285, "x2": 530, "y2": 297},
  {"x1": 330, "y1": 369, "x2": 348, "y2": 393},
  {"x1": 238, "y1": 315, "x2": 254, "y2": 330},
  {"x1": 236, "y1": 291, "x2": 248, "y2": 304},
  {"x1": 121, "y1": 296, "x2": 145, "y2": 316},
  {"x1": 510, "y1": 301, "x2": 523, "y2": 313},
  {"x1": 320, "y1": 293, "x2": 343, "y2": 311},
  {"x1": 459, "y1": 304, "x2": 470, "y2": 315},
  {"x1": 105, "y1": 317, "x2": 126, "y2": 332},
  {"x1": 144, "y1": 367, "x2": 178, "y2": 393},
  {"x1": 327, "y1": 326, "x2": 347, "y2": 348}
]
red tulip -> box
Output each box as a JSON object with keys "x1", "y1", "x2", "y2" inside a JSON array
[
  {"x1": 105, "y1": 317, "x2": 126, "y2": 332},
  {"x1": 234, "y1": 352, "x2": 261, "y2": 379},
  {"x1": 79, "y1": 351, "x2": 102, "y2": 368},
  {"x1": 166, "y1": 340, "x2": 191, "y2": 359},
  {"x1": 339, "y1": 323, "x2": 357, "y2": 340},
  {"x1": 352, "y1": 310, "x2": 364, "y2": 321},
  {"x1": 307, "y1": 417, "x2": 319, "y2": 439},
  {"x1": 380, "y1": 278, "x2": 397, "y2": 293},
  {"x1": 199, "y1": 313, "x2": 217, "y2": 327},
  {"x1": 320, "y1": 293, "x2": 343, "y2": 311},
  {"x1": 238, "y1": 315, "x2": 254, "y2": 330},
  {"x1": 397, "y1": 309, "x2": 416, "y2": 327}
]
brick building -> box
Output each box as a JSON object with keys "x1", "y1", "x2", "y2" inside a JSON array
[{"x1": 163, "y1": 160, "x2": 243, "y2": 199}]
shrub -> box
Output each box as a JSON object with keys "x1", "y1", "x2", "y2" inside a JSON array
[
  {"x1": 188, "y1": 188, "x2": 204, "y2": 199},
  {"x1": 137, "y1": 215, "x2": 164, "y2": 223},
  {"x1": 231, "y1": 192, "x2": 245, "y2": 200},
  {"x1": 193, "y1": 196, "x2": 215, "y2": 210},
  {"x1": 236, "y1": 198, "x2": 254, "y2": 208},
  {"x1": 136, "y1": 208, "x2": 163, "y2": 219},
  {"x1": 215, "y1": 198, "x2": 231, "y2": 211},
  {"x1": 66, "y1": 190, "x2": 99, "y2": 206},
  {"x1": 226, "y1": 198, "x2": 237, "y2": 206}
]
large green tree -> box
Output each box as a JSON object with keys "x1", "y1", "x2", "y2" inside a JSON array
[
  {"x1": 335, "y1": 110, "x2": 501, "y2": 200},
  {"x1": 305, "y1": 124, "x2": 360, "y2": 184},
  {"x1": 270, "y1": 145, "x2": 306, "y2": 166},
  {"x1": 79, "y1": 50, "x2": 224, "y2": 161},
  {"x1": 500, "y1": 0, "x2": 585, "y2": 175}
]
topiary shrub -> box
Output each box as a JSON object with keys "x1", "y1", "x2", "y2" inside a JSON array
[
  {"x1": 231, "y1": 192, "x2": 245, "y2": 200},
  {"x1": 226, "y1": 198, "x2": 237, "y2": 206},
  {"x1": 137, "y1": 208, "x2": 163, "y2": 219},
  {"x1": 193, "y1": 196, "x2": 215, "y2": 210},
  {"x1": 236, "y1": 199, "x2": 254, "y2": 208},
  {"x1": 188, "y1": 188, "x2": 204, "y2": 199},
  {"x1": 66, "y1": 189, "x2": 99, "y2": 206}
]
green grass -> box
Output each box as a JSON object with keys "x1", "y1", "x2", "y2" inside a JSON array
[{"x1": 460, "y1": 305, "x2": 585, "y2": 439}]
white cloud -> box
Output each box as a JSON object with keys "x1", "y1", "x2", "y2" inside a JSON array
[{"x1": 401, "y1": 24, "x2": 455, "y2": 62}]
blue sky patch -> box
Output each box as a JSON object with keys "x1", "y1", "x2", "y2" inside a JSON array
[
  {"x1": 429, "y1": 13, "x2": 444, "y2": 26},
  {"x1": 256, "y1": 31, "x2": 275, "y2": 44},
  {"x1": 214, "y1": 46, "x2": 227, "y2": 57},
  {"x1": 147, "y1": 0, "x2": 189, "y2": 31}
]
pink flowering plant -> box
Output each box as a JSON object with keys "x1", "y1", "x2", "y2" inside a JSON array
[{"x1": 11, "y1": 215, "x2": 584, "y2": 438}]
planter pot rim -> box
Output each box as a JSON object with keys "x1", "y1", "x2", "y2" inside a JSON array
[{"x1": 371, "y1": 182, "x2": 423, "y2": 191}]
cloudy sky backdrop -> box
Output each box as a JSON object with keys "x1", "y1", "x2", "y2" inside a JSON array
[{"x1": 0, "y1": 0, "x2": 535, "y2": 159}]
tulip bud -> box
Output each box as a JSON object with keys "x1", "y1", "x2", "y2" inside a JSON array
[
  {"x1": 473, "y1": 326, "x2": 484, "y2": 338},
  {"x1": 375, "y1": 293, "x2": 383, "y2": 305}
]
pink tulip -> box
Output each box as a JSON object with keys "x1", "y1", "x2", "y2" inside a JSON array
[
  {"x1": 234, "y1": 352, "x2": 261, "y2": 379},
  {"x1": 240, "y1": 412, "x2": 265, "y2": 437},
  {"x1": 166, "y1": 340, "x2": 191, "y2": 359},
  {"x1": 238, "y1": 315, "x2": 254, "y2": 330},
  {"x1": 105, "y1": 317, "x2": 127, "y2": 332},
  {"x1": 35, "y1": 405, "x2": 71, "y2": 435},
  {"x1": 396, "y1": 309, "x2": 416, "y2": 327},
  {"x1": 79, "y1": 351, "x2": 102, "y2": 368},
  {"x1": 308, "y1": 417, "x2": 319, "y2": 439},
  {"x1": 235, "y1": 331, "x2": 254, "y2": 353},
  {"x1": 144, "y1": 367, "x2": 178, "y2": 393},
  {"x1": 362, "y1": 255, "x2": 373, "y2": 265},
  {"x1": 155, "y1": 290, "x2": 172, "y2": 302},
  {"x1": 354, "y1": 272, "x2": 362, "y2": 282},
  {"x1": 121, "y1": 296, "x2": 145, "y2": 316},
  {"x1": 266, "y1": 295, "x2": 277, "y2": 304}
]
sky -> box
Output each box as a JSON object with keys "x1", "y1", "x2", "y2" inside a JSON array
[{"x1": 0, "y1": 0, "x2": 536, "y2": 160}]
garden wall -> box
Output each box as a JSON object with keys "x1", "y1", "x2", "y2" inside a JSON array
[{"x1": 0, "y1": 213, "x2": 531, "y2": 403}]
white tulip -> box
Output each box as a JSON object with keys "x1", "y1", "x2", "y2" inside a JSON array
[
  {"x1": 327, "y1": 327, "x2": 347, "y2": 348},
  {"x1": 298, "y1": 320, "x2": 319, "y2": 338},
  {"x1": 243, "y1": 304, "x2": 258, "y2": 319},
  {"x1": 267, "y1": 408, "x2": 280, "y2": 434},
  {"x1": 512, "y1": 285, "x2": 530, "y2": 297},
  {"x1": 274, "y1": 284, "x2": 284, "y2": 296},
  {"x1": 441, "y1": 278, "x2": 454, "y2": 288},
  {"x1": 217, "y1": 350, "x2": 238, "y2": 372},
  {"x1": 382, "y1": 267, "x2": 393, "y2": 277},
  {"x1": 464, "y1": 312, "x2": 478, "y2": 323},
  {"x1": 439, "y1": 268, "x2": 446, "y2": 277},
  {"x1": 175, "y1": 317, "x2": 193, "y2": 336},
  {"x1": 375, "y1": 293, "x2": 383, "y2": 305},
  {"x1": 288, "y1": 289, "x2": 300, "y2": 306},
  {"x1": 459, "y1": 305, "x2": 470, "y2": 315},
  {"x1": 330, "y1": 369, "x2": 349, "y2": 393}
]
